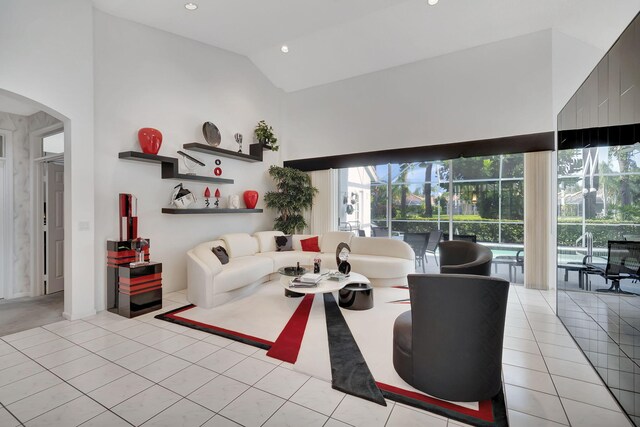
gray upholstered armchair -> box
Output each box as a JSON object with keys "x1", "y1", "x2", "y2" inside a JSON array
[
  {"x1": 393, "y1": 274, "x2": 510, "y2": 402},
  {"x1": 439, "y1": 240, "x2": 493, "y2": 276}
]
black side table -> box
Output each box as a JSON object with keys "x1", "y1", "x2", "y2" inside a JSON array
[
  {"x1": 339, "y1": 283, "x2": 374, "y2": 310},
  {"x1": 106, "y1": 239, "x2": 150, "y2": 312},
  {"x1": 118, "y1": 262, "x2": 162, "y2": 318}
]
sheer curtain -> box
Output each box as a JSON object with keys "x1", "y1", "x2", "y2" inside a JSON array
[
  {"x1": 309, "y1": 169, "x2": 338, "y2": 235},
  {"x1": 524, "y1": 151, "x2": 554, "y2": 290}
]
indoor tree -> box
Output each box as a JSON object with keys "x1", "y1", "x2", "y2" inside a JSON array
[{"x1": 264, "y1": 166, "x2": 318, "y2": 234}]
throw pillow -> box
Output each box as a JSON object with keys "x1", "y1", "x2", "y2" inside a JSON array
[
  {"x1": 275, "y1": 235, "x2": 293, "y2": 252},
  {"x1": 300, "y1": 236, "x2": 320, "y2": 252},
  {"x1": 211, "y1": 246, "x2": 229, "y2": 264}
]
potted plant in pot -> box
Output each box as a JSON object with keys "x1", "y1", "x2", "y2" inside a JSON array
[
  {"x1": 264, "y1": 166, "x2": 318, "y2": 234},
  {"x1": 254, "y1": 120, "x2": 279, "y2": 151}
]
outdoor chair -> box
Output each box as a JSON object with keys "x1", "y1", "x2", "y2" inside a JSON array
[
  {"x1": 424, "y1": 230, "x2": 443, "y2": 266},
  {"x1": 372, "y1": 226, "x2": 389, "y2": 237},
  {"x1": 403, "y1": 233, "x2": 429, "y2": 272},
  {"x1": 589, "y1": 240, "x2": 640, "y2": 294}
]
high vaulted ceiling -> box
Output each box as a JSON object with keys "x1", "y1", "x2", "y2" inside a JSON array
[{"x1": 92, "y1": 0, "x2": 640, "y2": 92}]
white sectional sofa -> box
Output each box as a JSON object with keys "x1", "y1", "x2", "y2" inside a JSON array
[{"x1": 187, "y1": 231, "x2": 415, "y2": 309}]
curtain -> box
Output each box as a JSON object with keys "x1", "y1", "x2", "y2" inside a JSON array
[{"x1": 309, "y1": 169, "x2": 338, "y2": 235}]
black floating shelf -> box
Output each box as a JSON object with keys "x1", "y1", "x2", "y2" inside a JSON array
[
  {"x1": 119, "y1": 151, "x2": 234, "y2": 184},
  {"x1": 182, "y1": 143, "x2": 263, "y2": 162},
  {"x1": 162, "y1": 208, "x2": 264, "y2": 214}
]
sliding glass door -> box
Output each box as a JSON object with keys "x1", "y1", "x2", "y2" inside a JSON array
[{"x1": 336, "y1": 153, "x2": 525, "y2": 283}]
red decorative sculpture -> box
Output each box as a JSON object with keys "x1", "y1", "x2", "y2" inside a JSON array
[
  {"x1": 137, "y1": 128, "x2": 163, "y2": 155},
  {"x1": 243, "y1": 190, "x2": 259, "y2": 209}
]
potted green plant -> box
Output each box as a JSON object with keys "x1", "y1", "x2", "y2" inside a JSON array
[
  {"x1": 264, "y1": 166, "x2": 318, "y2": 234},
  {"x1": 254, "y1": 120, "x2": 279, "y2": 151}
]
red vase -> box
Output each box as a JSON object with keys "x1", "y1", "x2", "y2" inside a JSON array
[
  {"x1": 138, "y1": 128, "x2": 162, "y2": 155},
  {"x1": 243, "y1": 190, "x2": 259, "y2": 209}
]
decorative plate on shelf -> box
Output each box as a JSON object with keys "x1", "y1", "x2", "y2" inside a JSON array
[{"x1": 202, "y1": 122, "x2": 221, "y2": 147}]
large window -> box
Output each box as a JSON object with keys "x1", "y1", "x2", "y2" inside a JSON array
[
  {"x1": 557, "y1": 144, "x2": 640, "y2": 289},
  {"x1": 337, "y1": 154, "x2": 525, "y2": 281}
]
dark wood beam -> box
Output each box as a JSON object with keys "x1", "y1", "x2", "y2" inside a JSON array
[{"x1": 284, "y1": 131, "x2": 554, "y2": 171}]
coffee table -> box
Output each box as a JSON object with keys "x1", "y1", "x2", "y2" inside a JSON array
[{"x1": 279, "y1": 269, "x2": 370, "y2": 297}]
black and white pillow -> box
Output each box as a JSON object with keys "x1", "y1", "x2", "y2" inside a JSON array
[
  {"x1": 275, "y1": 235, "x2": 293, "y2": 252},
  {"x1": 211, "y1": 246, "x2": 229, "y2": 264}
]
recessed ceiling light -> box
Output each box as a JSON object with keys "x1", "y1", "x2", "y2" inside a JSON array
[
  {"x1": 427, "y1": 0, "x2": 439, "y2": 5},
  {"x1": 281, "y1": 45, "x2": 289, "y2": 53},
  {"x1": 184, "y1": 3, "x2": 198, "y2": 11}
]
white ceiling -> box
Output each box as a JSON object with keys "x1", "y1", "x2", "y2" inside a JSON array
[
  {"x1": 0, "y1": 93, "x2": 40, "y2": 116},
  {"x1": 92, "y1": 0, "x2": 640, "y2": 92}
]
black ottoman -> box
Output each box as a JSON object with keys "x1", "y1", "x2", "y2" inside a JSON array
[{"x1": 338, "y1": 283, "x2": 374, "y2": 310}]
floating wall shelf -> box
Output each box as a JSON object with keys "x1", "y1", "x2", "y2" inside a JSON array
[
  {"x1": 118, "y1": 151, "x2": 234, "y2": 184},
  {"x1": 162, "y1": 208, "x2": 264, "y2": 215},
  {"x1": 182, "y1": 142, "x2": 263, "y2": 163}
]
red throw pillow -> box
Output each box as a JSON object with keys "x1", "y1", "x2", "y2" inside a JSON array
[{"x1": 300, "y1": 236, "x2": 320, "y2": 252}]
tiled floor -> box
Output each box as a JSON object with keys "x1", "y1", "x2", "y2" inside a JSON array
[{"x1": 0, "y1": 287, "x2": 633, "y2": 426}]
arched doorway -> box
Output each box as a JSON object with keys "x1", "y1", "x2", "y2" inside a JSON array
[{"x1": 0, "y1": 89, "x2": 83, "y2": 334}]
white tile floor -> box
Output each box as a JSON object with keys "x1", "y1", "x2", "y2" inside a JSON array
[{"x1": 0, "y1": 287, "x2": 634, "y2": 427}]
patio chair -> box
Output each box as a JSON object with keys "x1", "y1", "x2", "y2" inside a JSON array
[
  {"x1": 424, "y1": 230, "x2": 443, "y2": 266},
  {"x1": 403, "y1": 233, "x2": 429, "y2": 272},
  {"x1": 372, "y1": 226, "x2": 389, "y2": 237},
  {"x1": 590, "y1": 240, "x2": 640, "y2": 294},
  {"x1": 492, "y1": 250, "x2": 524, "y2": 282}
]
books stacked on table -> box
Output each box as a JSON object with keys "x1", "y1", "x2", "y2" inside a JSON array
[{"x1": 290, "y1": 273, "x2": 324, "y2": 288}]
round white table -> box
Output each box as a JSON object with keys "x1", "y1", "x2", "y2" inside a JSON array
[{"x1": 280, "y1": 271, "x2": 370, "y2": 296}]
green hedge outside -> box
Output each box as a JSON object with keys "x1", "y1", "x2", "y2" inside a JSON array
[
  {"x1": 378, "y1": 219, "x2": 524, "y2": 244},
  {"x1": 558, "y1": 223, "x2": 640, "y2": 247}
]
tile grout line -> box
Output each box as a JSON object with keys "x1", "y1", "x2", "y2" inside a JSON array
[
  {"x1": 1, "y1": 308, "x2": 245, "y2": 424},
  {"x1": 506, "y1": 287, "x2": 572, "y2": 426},
  {"x1": 2, "y1": 336, "x2": 136, "y2": 426},
  {"x1": 2, "y1": 313, "x2": 209, "y2": 423},
  {"x1": 0, "y1": 400, "x2": 25, "y2": 427},
  {"x1": 520, "y1": 288, "x2": 575, "y2": 426},
  {"x1": 55, "y1": 314, "x2": 287, "y2": 424},
  {"x1": 256, "y1": 374, "x2": 334, "y2": 427}
]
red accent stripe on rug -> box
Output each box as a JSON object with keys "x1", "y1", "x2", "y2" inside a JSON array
[
  {"x1": 376, "y1": 382, "x2": 494, "y2": 422},
  {"x1": 266, "y1": 294, "x2": 315, "y2": 363},
  {"x1": 166, "y1": 309, "x2": 274, "y2": 347}
]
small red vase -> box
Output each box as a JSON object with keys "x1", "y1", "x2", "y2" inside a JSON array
[
  {"x1": 243, "y1": 190, "x2": 259, "y2": 209},
  {"x1": 138, "y1": 128, "x2": 162, "y2": 155}
]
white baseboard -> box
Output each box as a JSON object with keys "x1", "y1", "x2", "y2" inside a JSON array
[
  {"x1": 63, "y1": 309, "x2": 97, "y2": 321},
  {"x1": 7, "y1": 291, "x2": 31, "y2": 299}
]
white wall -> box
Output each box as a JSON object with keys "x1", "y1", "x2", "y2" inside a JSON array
[
  {"x1": 284, "y1": 30, "x2": 554, "y2": 160},
  {"x1": 552, "y1": 30, "x2": 606, "y2": 120},
  {"x1": 0, "y1": 112, "x2": 28, "y2": 297},
  {"x1": 0, "y1": 0, "x2": 95, "y2": 319},
  {"x1": 93, "y1": 11, "x2": 284, "y2": 308}
]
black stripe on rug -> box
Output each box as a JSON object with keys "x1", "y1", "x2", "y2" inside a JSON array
[{"x1": 323, "y1": 293, "x2": 386, "y2": 406}]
